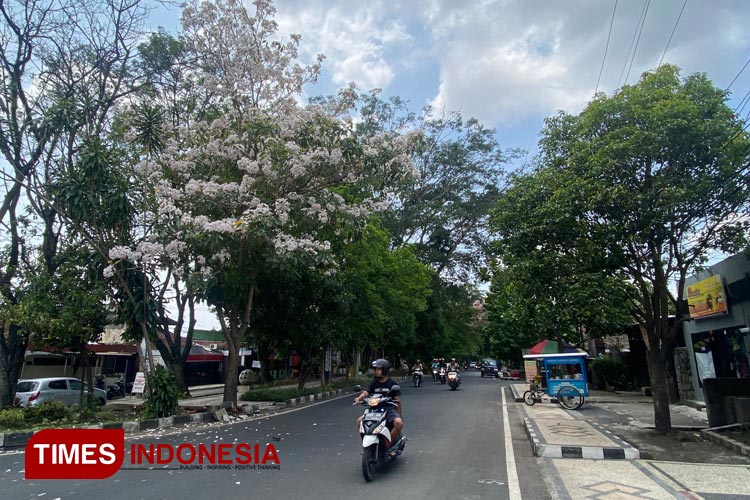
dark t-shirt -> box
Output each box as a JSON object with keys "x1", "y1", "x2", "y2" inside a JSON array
[{"x1": 368, "y1": 377, "x2": 400, "y2": 397}]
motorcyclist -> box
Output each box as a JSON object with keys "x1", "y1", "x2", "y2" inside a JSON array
[
  {"x1": 412, "y1": 359, "x2": 424, "y2": 373},
  {"x1": 431, "y1": 358, "x2": 440, "y2": 381},
  {"x1": 95, "y1": 374, "x2": 106, "y2": 390},
  {"x1": 447, "y1": 358, "x2": 461, "y2": 384},
  {"x1": 354, "y1": 359, "x2": 404, "y2": 457}
]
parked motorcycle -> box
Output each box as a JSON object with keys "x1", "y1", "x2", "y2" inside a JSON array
[
  {"x1": 447, "y1": 370, "x2": 460, "y2": 391},
  {"x1": 106, "y1": 373, "x2": 128, "y2": 399},
  {"x1": 412, "y1": 368, "x2": 423, "y2": 387},
  {"x1": 438, "y1": 367, "x2": 447, "y2": 384},
  {"x1": 354, "y1": 385, "x2": 406, "y2": 482}
]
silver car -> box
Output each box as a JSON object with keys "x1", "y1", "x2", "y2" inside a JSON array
[{"x1": 14, "y1": 377, "x2": 107, "y2": 407}]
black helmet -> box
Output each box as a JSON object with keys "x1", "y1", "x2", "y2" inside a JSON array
[{"x1": 371, "y1": 358, "x2": 391, "y2": 375}]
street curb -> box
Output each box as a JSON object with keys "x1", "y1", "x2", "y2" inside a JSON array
[
  {"x1": 282, "y1": 377, "x2": 409, "y2": 407},
  {"x1": 284, "y1": 389, "x2": 345, "y2": 407},
  {"x1": 702, "y1": 424, "x2": 750, "y2": 456},
  {"x1": 523, "y1": 417, "x2": 640, "y2": 460},
  {"x1": 508, "y1": 384, "x2": 525, "y2": 402},
  {"x1": 0, "y1": 405, "x2": 265, "y2": 450}
]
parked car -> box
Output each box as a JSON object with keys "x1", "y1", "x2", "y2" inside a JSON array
[
  {"x1": 480, "y1": 359, "x2": 499, "y2": 378},
  {"x1": 14, "y1": 377, "x2": 107, "y2": 407}
]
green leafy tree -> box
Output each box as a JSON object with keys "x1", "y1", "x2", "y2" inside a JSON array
[
  {"x1": 352, "y1": 90, "x2": 517, "y2": 282},
  {"x1": 509, "y1": 65, "x2": 750, "y2": 433},
  {"x1": 0, "y1": 0, "x2": 149, "y2": 408}
]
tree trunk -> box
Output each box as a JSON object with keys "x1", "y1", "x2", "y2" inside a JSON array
[
  {"x1": 297, "y1": 367, "x2": 309, "y2": 390},
  {"x1": 223, "y1": 340, "x2": 239, "y2": 405},
  {"x1": 0, "y1": 325, "x2": 28, "y2": 409},
  {"x1": 320, "y1": 348, "x2": 326, "y2": 388},
  {"x1": 171, "y1": 361, "x2": 189, "y2": 395},
  {"x1": 647, "y1": 345, "x2": 672, "y2": 434},
  {"x1": 259, "y1": 341, "x2": 271, "y2": 384},
  {"x1": 353, "y1": 347, "x2": 361, "y2": 378}
]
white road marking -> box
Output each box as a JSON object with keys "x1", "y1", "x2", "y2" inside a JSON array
[{"x1": 502, "y1": 389, "x2": 522, "y2": 500}]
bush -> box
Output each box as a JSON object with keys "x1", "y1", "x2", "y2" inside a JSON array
[
  {"x1": 24, "y1": 401, "x2": 70, "y2": 424},
  {"x1": 142, "y1": 366, "x2": 181, "y2": 418},
  {"x1": 590, "y1": 356, "x2": 630, "y2": 390},
  {"x1": 0, "y1": 408, "x2": 26, "y2": 429}
]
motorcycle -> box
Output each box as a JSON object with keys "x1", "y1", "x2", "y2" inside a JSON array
[
  {"x1": 438, "y1": 367, "x2": 447, "y2": 384},
  {"x1": 412, "y1": 369, "x2": 423, "y2": 387},
  {"x1": 447, "y1": 370, "x2": 460, "y2": 390},
  {"x1": 354, "y1": 385, "x2": 406, "y2": 482},
  {"x1": 106, "y1": 373, "x2": 128, "y2": 399},
  {"x1": 431, "y1": 367, "x2": 438, "y2": 382}
]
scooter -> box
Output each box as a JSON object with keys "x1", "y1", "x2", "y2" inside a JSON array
[
  {"x1": 106, "y1": 373, "x2": 127, "y2": 399},
  {"x1": 431, "y1": 367, "x2": 438, "y2": 382},
  {"x1": 438, "y1": 367, "x2": 447, "y2": 384},
  {"x1": 354, "y1": 385, "x2": 406, "y2": 482},
  {"x1": 412, "y1": 368, "x2": 423, "y2": 387},
  {"x1": 447, "y1": 370, "x2": 460, "y2": 391}
]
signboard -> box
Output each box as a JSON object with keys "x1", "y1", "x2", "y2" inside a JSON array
[
  {"x1": 524, "y1": 360, "x2": 537, "y2": 383},
  {"x1": 251, "y1": 360, "x2": 261, "y2": 369},
  {"x1": 686, "y1": 274, "x2": 728, "y2": 319},
  {"x1": 131, "y1": 372, "x2": 146, "y2": 394}
]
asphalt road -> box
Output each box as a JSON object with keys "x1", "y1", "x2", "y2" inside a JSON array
[{"x1": 0, "y1": 371, "x2": 550, "y2": 500}]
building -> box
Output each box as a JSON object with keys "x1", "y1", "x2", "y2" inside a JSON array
[{"x1": 682, "y1": 251, "x2": 750, "y2": 402}]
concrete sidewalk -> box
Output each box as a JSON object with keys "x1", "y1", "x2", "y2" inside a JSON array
[{"x1": 506, "y1": 383, "x2": 750, "y2": 499}]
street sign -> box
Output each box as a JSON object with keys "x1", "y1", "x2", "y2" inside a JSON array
[{"x1": 131, "y1": 372, "x2": 146, "y2": 394}]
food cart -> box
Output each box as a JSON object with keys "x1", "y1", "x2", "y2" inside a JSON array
[{"x1": 522, "y1": 353, "x2": 589, "y2": 409}]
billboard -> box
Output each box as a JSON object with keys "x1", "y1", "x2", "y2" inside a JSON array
[{"x1": 686, "y1": 274, "x2": 728, "y2": 319}]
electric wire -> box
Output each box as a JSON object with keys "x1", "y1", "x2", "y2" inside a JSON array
[
  {"x1": 658, "y1": 0, "x2": 687, "y2": 68},
  {"x1": 595, "y1": 0, "x2": 619, "y2": 95},
  {"x1": 624, "y1": 0, "x2": 651, "y2": 85},
  {"x1": 726, "y1": 57, "x2": 750, "y2": 90},
  {"x1": 617, "y1": 0, "x2": 650, "y2": 89}
]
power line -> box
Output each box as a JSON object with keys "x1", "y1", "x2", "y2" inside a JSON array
[
  {"x1": 727, "y1": 57, "x2": 750, "y2": 90},
  {"x1": 735, "y1": 88, "x2": 750, "y2": 115},
  {"x1": 658, "y1": 0, "x2": 687, "y2": 68},
  {"x1": 618, "y1": 0, "x2": 650, "y2": 89},
  {"x1": 625, "y1": 0, "x2": 651, "y2": 85},
  {"x1": 595, "y1": 0, "x2": 619, "y2": 95}
]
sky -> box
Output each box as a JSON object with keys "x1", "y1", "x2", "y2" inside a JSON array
[
  {"x1": 151, "y1": 0, "x2": 750, "y2": 157},
  {"x1": 148, "y1": 0, "x2": 750, "y2": 329}
]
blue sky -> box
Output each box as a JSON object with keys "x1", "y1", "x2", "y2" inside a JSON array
[{"x1": 148, "y1": 0, "x2": 750, "y2": 328}]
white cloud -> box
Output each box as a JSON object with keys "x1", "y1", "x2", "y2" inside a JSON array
[
  {"x1": 275, "y1": 1, "x2": 412, "y2": 90},
  {"x1": 421, "y1": 0, "x2": 750, "y2": 124},
  {"x1": 264, "y1": 0, "x2": 750, "y2": 126}
]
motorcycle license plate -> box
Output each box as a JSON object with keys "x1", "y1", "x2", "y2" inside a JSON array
[{"x1": 364, "y1": 411, "x2": 384, "y2": 421}]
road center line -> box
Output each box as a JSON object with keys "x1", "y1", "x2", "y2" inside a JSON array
[{"x1": 502, "y1": 388, "x2": 522, "y2": 500}]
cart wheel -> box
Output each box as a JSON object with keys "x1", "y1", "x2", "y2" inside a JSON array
[
  {"x1": 557, "y1": 386, "x2": 583, "y2": 410},
  {"x1": 522, "y1": 390, "x2": 536, "y2": 406}
]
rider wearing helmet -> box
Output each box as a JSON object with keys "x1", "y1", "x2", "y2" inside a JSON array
[
  {"x1": 447, "y1": 358, "x2": 461, "y2": 385},
  {"x1": 354, "y1": 359, "x2": 404, "y2": 455},
  {"x1": 412, "y1": 359, "x2": 424, "y2": 372}
]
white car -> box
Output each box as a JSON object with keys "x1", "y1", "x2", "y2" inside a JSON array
[{"x1": 14, "y1": 377, "x2": 107, "y2": 407}]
